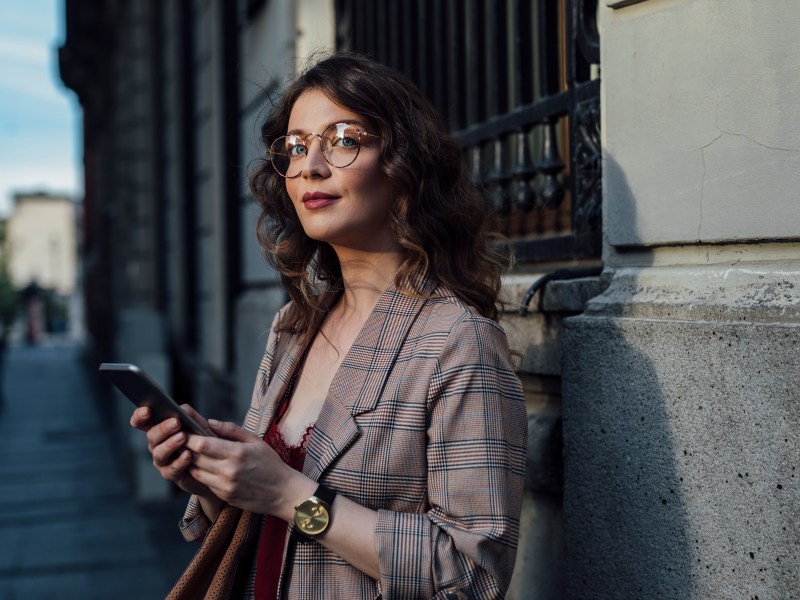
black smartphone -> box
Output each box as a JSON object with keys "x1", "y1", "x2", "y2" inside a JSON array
[{"x1": 99, "y1": 363, "x2": 208, "y2": 436}]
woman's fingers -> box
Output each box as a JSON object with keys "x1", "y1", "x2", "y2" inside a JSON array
[
  {"x1": 162, "y1": 449, "x2": 193, "y2": 479},
  {"x1": 145, "y1": 417, "x2": 182, "y2": 451},
  {"x1": 151, "y1": 430, "x2": 187, "y2": 467},
  {"x1": 207, "y1": 419, "x2": 260, "y2": 443},
  {"x1": 128, "y1": 403, "x2": 218, "y2": 499},
  {"x1": 185, "y1": 433, "x2": 291, "y2": 513},
  {"x1": 129, "y1": 406, "x2": 151, "y2": 431},
  {"x1": 185, "y1": 433, "x2": 238, "y2": 461}
]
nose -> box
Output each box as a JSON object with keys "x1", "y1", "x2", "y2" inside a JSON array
[{"x1": 300, "y1": 134, "x2": 331, "y2": 178}]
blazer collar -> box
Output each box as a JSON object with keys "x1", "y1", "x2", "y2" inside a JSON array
[{"x1": 255, "y1": 289, "x2": 339, "y2": 438}]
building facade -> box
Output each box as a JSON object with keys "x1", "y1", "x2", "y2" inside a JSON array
[
  {"x1": 59, "y1": 0, "x2": 799, "y2": 598},
  {"x1": 6, "y1": 192, "x2": 78, "y2": 297}
]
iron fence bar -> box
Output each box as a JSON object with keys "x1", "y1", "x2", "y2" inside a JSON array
[
  {"x1": 511, "y1": 0, "x2": 535, "y2": 108},
  {"x1": 454, "y1": 89, "x2": 570, "y2": 146},
  {"x1": 537, "y1": 0, "x2": 559, "y2": 97},
  {"x1": 431, "y1": 0, "x2": 445, "y2": 117},
  {"x1": 388, "y1": 0, "x2": 400, "y2": 68},
  {"x1": 447, "y1": 0, "x2": 465, "y2": 130},
  {"x1": 512, "y1": 231, "x2": 602, "y2": 263},
  {"x1": 575, "y1": 0, "x2": 600, "y2": 66},
  {"x1": 365, "y1": 0, "x2": 376, "y2": 59},
  {"x1": 375, "y1": 0, "x2": 387, "y2": 63},
  {"x1": 333, "y1": 0, "x2": 601, "y2": 265},
  {"x1": 485, "y1": 0, "x2": 507, "y2": 118},
  {"x1": 464, "y1": 0, "x2": 484, "y2": 124},
  {"x1": 416, "y1": 0, "x2": 428, "y2": 97},
  {"x1": 401, "y1": 0, "x2": 413, "y2": 73}
]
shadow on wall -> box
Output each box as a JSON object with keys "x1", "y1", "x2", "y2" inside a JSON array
[
  {"x1": 562, "y1": 153, "x2": 692, "y2": 599},
  {"x1": 563, "y1": 318, "x2": 693, "y2": 599}
]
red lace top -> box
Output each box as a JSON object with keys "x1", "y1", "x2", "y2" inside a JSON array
[{"x1": 253, "y1": 398, "x2": 314, "y2": 599}]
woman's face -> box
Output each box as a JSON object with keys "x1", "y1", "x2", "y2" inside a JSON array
[{"x1": 284, "y1": 89, "x2": 396, "y2": 253}]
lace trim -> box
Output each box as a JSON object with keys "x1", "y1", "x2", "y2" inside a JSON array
[{"x1": 265, "y1": 420, "x2": 314, "y2": 469}]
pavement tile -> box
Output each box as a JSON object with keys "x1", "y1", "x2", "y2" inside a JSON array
[{"x1": 0, "y1": 341, "x2": 196, "y2": 599}]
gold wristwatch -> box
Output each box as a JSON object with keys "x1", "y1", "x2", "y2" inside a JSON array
[{"x1": 294, "y1": 483, "x2": 336, "y2": 541}]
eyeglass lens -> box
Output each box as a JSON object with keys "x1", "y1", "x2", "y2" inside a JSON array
[{"x1": 270, "y1": 123, "x2": 363, "y2": 177}]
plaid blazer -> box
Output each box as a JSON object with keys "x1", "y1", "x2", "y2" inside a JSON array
[{"x1": 181, "y1": 280, "x2": 528, "y2": 599}]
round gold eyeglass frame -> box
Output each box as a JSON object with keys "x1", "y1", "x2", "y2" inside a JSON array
[{"x1": 269, "y1": 122, "x2": 381, "y2": 179}]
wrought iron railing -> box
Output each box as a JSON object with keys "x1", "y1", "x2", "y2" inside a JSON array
[{"x1": 335, "y1": 0, "x2": 601, "y2": 264}]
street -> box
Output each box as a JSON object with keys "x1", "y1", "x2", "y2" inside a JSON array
[{"x1": 0, "y1": 341, "x2": 195, "y2": 599}]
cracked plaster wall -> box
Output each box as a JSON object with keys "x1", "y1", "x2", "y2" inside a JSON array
[{"x1": 602, "y1": 0, "x2": 800, "y2": 246}]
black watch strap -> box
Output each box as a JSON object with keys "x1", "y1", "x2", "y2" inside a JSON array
[{"x1": 312, "y1": 483, "x2": 336, "y2": 507}]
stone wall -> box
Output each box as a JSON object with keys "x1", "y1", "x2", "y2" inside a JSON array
[
  {"x1": 563, "y1": 261, "x2": 800, "y2": 598},
  {"x1": 561, "y1": 1, "x2": 800, "y2": 596}
]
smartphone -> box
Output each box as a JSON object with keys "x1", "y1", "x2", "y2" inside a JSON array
[{"x1": 99, "y1": 363, "x2": 208, "y2": 436}]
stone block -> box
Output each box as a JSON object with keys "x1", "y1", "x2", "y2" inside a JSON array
[{"x1": 562, "y1": 264, "x2": 800, "y2": 599}]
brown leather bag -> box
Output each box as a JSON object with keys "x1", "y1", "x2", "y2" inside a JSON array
[
  {"x1": 166, "y1": 505, "x2": 259, "y2": 599},
  {"x1": 166, "y1": 332, "x2": 290, "y2": 599}
]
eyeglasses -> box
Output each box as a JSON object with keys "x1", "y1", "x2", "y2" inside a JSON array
[{"x1": 269, "y1": 122, "x2": 380, "y2": 178}]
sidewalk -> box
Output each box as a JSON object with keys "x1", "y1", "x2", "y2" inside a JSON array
[{"x1": 0, "y1": 341, "x2": 195, "y2": 599}]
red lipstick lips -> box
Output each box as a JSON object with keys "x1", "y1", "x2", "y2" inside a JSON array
[{"x1": 301, "y1": 191, "x2": 339, "y2": 209}]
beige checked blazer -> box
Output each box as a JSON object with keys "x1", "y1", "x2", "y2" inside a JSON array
[{"x1": 181, "y1": 279, "x2": 528, "y2": 599}]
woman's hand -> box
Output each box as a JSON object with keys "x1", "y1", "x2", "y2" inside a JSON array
[
  {"x1": 185, "y1": 420, "x2": 311, "y2": 519},
  {"x1": 129, "y1": 404, "x2": 217, "y2": 500}
]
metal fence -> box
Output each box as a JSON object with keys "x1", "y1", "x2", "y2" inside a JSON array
[{"x1": 336, "y1": 0, "x2": 601, "y2": 264}]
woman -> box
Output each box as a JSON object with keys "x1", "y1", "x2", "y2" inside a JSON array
[{"x1": 132, "y1": 52, "x2": 528, "y2": 599}]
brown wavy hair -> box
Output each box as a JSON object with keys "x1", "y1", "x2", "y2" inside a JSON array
[{"x1": 249, "y1": 52, "x2": 506, "y2": 341}]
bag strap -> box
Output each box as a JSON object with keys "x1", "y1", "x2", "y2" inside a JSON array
[
  {"x1": 165, "y1": 504, "x2": 247, "y2": 600},
  {"x1": 166, "y1": 329, "x2": 293, "y2": 599}
]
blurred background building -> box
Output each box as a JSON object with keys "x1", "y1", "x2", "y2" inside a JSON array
[
  {"x1": 6, "y1": 192, "x2": 77, "y2": 297},
  {"x1": 0, "y1": 191, "x2": 79, "y2": 343},
  {"x1": 57, "y1": 0, "x2": 799, "y2": 598}
]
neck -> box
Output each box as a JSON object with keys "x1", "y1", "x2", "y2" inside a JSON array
[{"x1": 331, "y1": 244, "x2": 402, "y2": 320}]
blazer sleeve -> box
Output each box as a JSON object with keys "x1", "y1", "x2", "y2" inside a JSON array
[
  {"x1": 178, "y1": 307, "x2": 286, "y2": 542},
  {"x1": 373, "y1": 314, "x2": 528, "y2": 599}
]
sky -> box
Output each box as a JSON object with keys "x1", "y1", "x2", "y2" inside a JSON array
[{"x1": 0, "y1": 0, "x2": 80, "y2": 217}]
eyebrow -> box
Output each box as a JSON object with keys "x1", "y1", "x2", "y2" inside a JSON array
[{"x1": 286, "y1": 120, "x2": 366, "y2": 136}]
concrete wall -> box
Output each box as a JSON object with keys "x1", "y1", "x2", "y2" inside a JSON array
[
  {"x1": 603, "y1": 0, "x2": 800, "y2": 246},
  {"x1": 564, "y1": 262, "x2": 800, "y2": 598},
  {"x1": 563, "y1": 1, "x2": 800, "y2": 597}
]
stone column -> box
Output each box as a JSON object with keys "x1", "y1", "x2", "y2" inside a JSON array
[{"x1": 563, "y1": 1, "x2": 800, "y2": 597}]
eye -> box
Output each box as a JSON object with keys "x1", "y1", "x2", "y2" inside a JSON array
[
  {"x1": 286, "y1": 138, "x2": 307, "y2": 158},
  {"x1": 329, "y1": 124, "x2": 360, "y2": 149},
  {"x1": 337, "y1": 134, "x2": 358, "y2": 148}
]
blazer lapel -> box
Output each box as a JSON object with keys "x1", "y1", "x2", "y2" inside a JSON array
[
  {"x1": 255, "y1": 291, "x2": 341, "y2": 438},
  {"x1": 304, "y1": 277, "x2": 438, "y2": 481},
  {"x1": 254, "y1": 332, "x2": 305, "y2": 437}
]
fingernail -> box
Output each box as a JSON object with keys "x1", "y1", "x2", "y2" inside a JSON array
[
  {"x1": 169, "y1": 419, "x2": 179, "y2": 431},
  {"x1": 208, "y1": 419, "x2": 220, "y2": 427}
]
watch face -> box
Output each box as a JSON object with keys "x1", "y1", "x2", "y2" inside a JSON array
[{"x1": 295, "y1": 497, "x2": 330, "y2": 536}]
